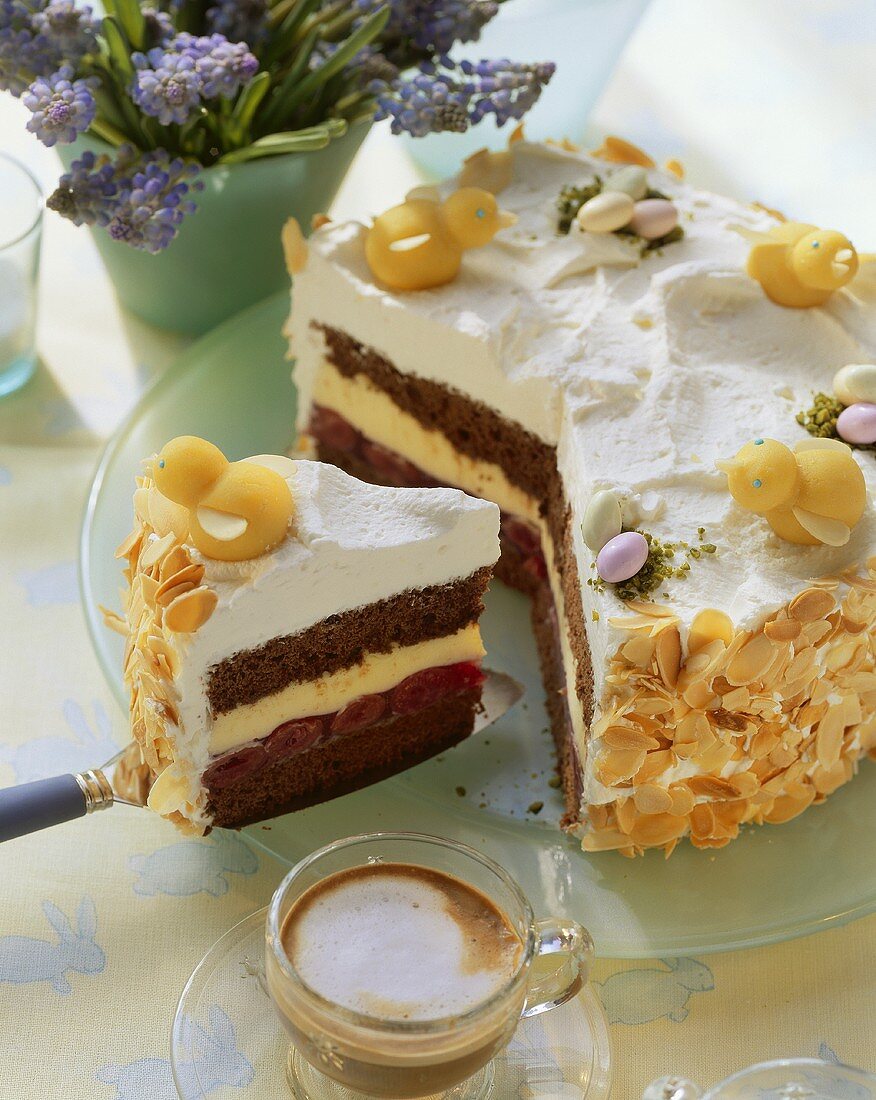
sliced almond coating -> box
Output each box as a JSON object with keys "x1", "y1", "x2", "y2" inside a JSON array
[
  {"x1": 614, "y1": 797, "x2": 637, "y2": 835},
  {"x1": 115, "y1": 527, "x2": 143, "y2": 560},
  {"x1": 686, "y1": 775, "x2": 739, "y2": 800},
  {"x1": 764, "y1": 618, "x2": 802, "y2": 642},
  {"x1": 621, "y1": 634, "x2": 656, "y2": 668},
  {"x1": 163, "y1": 585, "x2": 218, "y2": 634},
  {"x1": 682, "y1": 679, "x2": 716, "y2": 710},
  {"x1": 726, "y1": 632, "x2": 775, "y2": 686},
  {"x1": 155, "y1": 562, "x2": 205, "y2": 604},
  {"x1": 603, "y1": 725, "x2": 660, "y2": 751},
  {"x1": 789, "y1": 588, "x2": 836, "y2": 623},
  {"x1": 633, "y1": 749, "x2": 674, "y2": 784},
  {"x1": 634, "y1": 784, "x2": 673, "y2": 815},
  {"x1": 140, "y1": 531, "x2": 176, "y2": 570},
  {"x1": 730, "y1": 770, "x2": 760, "y2": 798},
  {"x1": 689, "y1": 803, "x2": 716, "y2": 839},
  {"x1": 580, "y1": 827, "x2": 630, "y2": 852},
  {"x1": 655, "y1": 625, "x2": 681, "y2": 689},
  {"x1": 816, "y1": 705, "x2": 845, "y2": 768},
  {"x1": 841, "y1": 616, "x2": 868, "y2": 635},
  {"x1": 147, "y1": 489, "x2": 189, "y2": 541},
  {"x1": 688, "y1": 608, "x2": 735, "y2": 654},
  {"x1": 155, "y1": 579, "x2": 198, "y2": 609},
  {"x1": 667, "y1": 783, "x2": 695, "y2": 816},
  {"x1": 629, "y1": 812, "x2": 687, "y2": 848},
  {"x1": 763, "y1": 786, "x2": 815, "y2": 824}
]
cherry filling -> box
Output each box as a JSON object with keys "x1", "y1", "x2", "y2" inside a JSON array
[
  {"x1": 203, "y1": 660, "x2": 485, "y2": 790},
  {"x1": 308, "y1": 404, "x2": 548, "y2": 580}
]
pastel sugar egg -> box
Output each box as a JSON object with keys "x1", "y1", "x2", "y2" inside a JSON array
[
  {"x1": 833, "y1": 363, "x2": 876, "y2": 406},
  {"x1": 596, "y1": 531, "x2": 649, "y2": 583},
  {"x1": 629, "y1": 198, "x2": 678, "y2": 240},
  {"x1": 581, "y1": 489, "x2": 622, "y2": 552},
  {"x1": 576, "y1": 191, "x2": 635, "y2": 234},
  {"x1": 606, "y1": 165, "x2": 648, "y2": 201},
  {"x1": 837, "y1": 402, "x2": 876, "y2": 445}
]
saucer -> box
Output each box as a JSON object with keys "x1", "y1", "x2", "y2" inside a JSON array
[{"x1": 171, "y1": 907, "x2": 612, "y2": 1100}]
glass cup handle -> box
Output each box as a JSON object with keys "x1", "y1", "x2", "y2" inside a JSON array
[{"x1": 521, "y1": 917, "x2": 594, "y2": 1018}]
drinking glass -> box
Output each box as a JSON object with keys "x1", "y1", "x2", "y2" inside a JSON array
[
  {"x1": 265, "y1": 832, "x2": 595, "y2": 1100},
  {"x1": 643, "y1": 1058, "x2": 876, "y2": 1099},
  {"x1": 0, "y1": 152, "x2": 42, "y2": 397}
]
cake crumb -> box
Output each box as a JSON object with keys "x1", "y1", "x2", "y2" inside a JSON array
[
  {"x1": 548, "y1": 775, "x2": 562, "y2": 789},
  {"x1": 527, "y1": 801, "x2": 544, "y2": 815},
  {"x1": 455, "y1": 786, "x2": 466, "y2": 797}
]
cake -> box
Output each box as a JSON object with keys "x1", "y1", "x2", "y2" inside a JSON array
[
  {"x1": 286, "y1": 136, "x2": 876, "y2": 857},
  {"x1": 106, "y1": 439, "x2": 500, "y2": 834}
]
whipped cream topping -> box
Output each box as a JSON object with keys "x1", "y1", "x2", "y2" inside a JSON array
[
  {"x1": 289, "y1": 140, "x2": 876, "y2": 720},
  {"x1": 163, "y1": 459, "x2": 498, "y2": 823}
]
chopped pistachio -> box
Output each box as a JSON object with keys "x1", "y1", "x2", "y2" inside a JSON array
[
  {"x1": 797, "y1": 392, "x2": 874, "y2": 455},
  {"x1": 592, "y1": 609, "x2": 600, "y2": 622},
  {"x1": 612, "y1": 527, "x2": 717, "y2": 601},
  {"x1": 556, "y1": 177, "x2": 603, "y2": 234}
]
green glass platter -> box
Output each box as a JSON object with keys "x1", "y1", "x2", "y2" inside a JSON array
[{"x1": 80, "y1": 290, "x2": 876, "y2": 959}]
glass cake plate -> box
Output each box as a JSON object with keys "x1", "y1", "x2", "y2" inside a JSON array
[{"x1": 80, "y1": 291, "x2": 876, "y2": 958}]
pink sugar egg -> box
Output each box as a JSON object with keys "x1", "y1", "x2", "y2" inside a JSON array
[
  {"x1": 837, "y1": 402, "x2": 876, "y2": 445},
  {"x1": 629, "y1": 198, "x2": 678, "y2": 241},
  {"x1": 596, "y1": 531, "x2": 649, "y2": 583}
]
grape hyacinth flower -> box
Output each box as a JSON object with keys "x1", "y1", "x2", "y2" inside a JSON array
[
  {"x1": 131, "y1": 42, "x2": 203, "y2": 125},
  {"x1": 32, "y1": 0, "x2": 97, "y2": 63},
  {"x1": 389, "y1": 0, "x2": 499, "y2": 55},
  {"x1": 48, "y1": 145, "x2": 202, "y2": 254},
  {"x1": 178, "y1": 33, "x2": 258, "y2": 100},
  {"x1": 141, "y1": 6, "x2": 175, "y2": 49},
  {"x1": 374, "y1": 55, "x2": 555, "y2": 137},
  {"x1": 107, "y1": 151, "x2": 202, "y2": 254},
  {"x1": 23, "y1": 64, "x2": 97, "y2": 146},
  {"x1": 0, "y1": 0, "x2": 62, "y2": 95},
  {"x1": 206, "y1": 0, "x2": 269, "y2": 47},
  {"x1": 46, "y1": 149, "x2": 120, "y2": 227}
]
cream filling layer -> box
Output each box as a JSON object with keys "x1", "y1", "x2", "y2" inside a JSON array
[
  {"x1": 311, "y1": 361, "x2": 541, "y2": 525},
  {"x1": 208, "y1": 624, "x2": 485, "y2": 757}
]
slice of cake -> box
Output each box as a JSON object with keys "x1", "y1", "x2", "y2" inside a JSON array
[
  {"x1": 286, "y1": 136, "x2": 876, "y2": 857},
  {"x1": 106, "y1": 437, "x2": 499, "y2": 834}
]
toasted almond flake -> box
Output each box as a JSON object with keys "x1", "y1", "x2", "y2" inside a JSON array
[
  {"x1": 689, "y1": 803, "x2": 715, "y2": 839},
  {"x1": 147, "y1": 489, "x2": 190, "y2": 541},
  {"x1": 811, "y1": 761, "x2": 850, "y2": 796},
  {"x1": 666, "y1": 784, "x2": 695, "y2": 816},
  {"x1": 803, "y1": 620, "x2": 833, "y2": 646},
  {"x1": 655, "y1": 625, "x2": 681, "y2": 689},
  {"x1": 615, "y1": 797, "x2": 637, "y2": 834},
  {"x1": 764, "y1": 618, "x2": 802, "y2": 642},
  {"x1": 729, "y1": 771, "x2": 760, "y2": 798},
  {"x1": 621, "y1": 635, "x2": 656, "y2": 667},
  {"x1": 685, "y1": 775, "x2": 739, "y2": 800},
  {"x1": 633, "y1": 749, "x2": 674, "y2": 784},
  {"x1": 629, "y1": 812, "x2": 688, "y2": 847},
  {"x1": 155, "y1": 562, "x2": 205, "y2": 603},
  {"x1": 687, "y1": 608, "x2": 735, "y2": 655},
  {"x1": 634, "y1": 784, "x2": 673, "y2": 815},
  {"x1": 682, "y1": 680, "x2": 716, "y2": 709},
  {"x1": 624, "y1": 600, "x2": 677, "y2": 618},
  {"x1": 603, "y1": 725, "x2": 660, "y2": 751},
  {"x1": 841, "y1": 616, "x2": 868, "y2": 635},
  {"x1": 163, "y1": 585, "x2": 218, "y2": 634},
  {"x1": 816, "y1": 705, "x2": 845, "y2": 768},
  {"x1": 636, "y1": 697, "x2": 674, "y2": 716},
  {"x1": 763, "y1": 786, "x2": 816, "y2": 824},
  {"x1": 140, "y1": 532, "x2": 176, "y2": 570},
  {"x1": 115, "y1": 527, "x2": 143, "y2": 561},
  {"x1": 726, "y1": 633, "x2": 775, "y2": 686},
  {"x1": 789, "y1": 588, "x2": 836, "y2": 623},
  {"x1": 710, "y1": 707, "x2": 748, "y2": 732},
  {"x1": 580, "y1": 827, "x2": 630, "y2": 852}
]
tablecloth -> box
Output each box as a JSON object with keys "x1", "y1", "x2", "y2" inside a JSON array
[{"x1": 1, "y1": 1, "x2": 874, "y2": 1096}]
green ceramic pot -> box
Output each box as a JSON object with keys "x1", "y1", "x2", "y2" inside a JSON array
[{"x1": 57, "y1": 122, "x2": 369, "y2": 335}]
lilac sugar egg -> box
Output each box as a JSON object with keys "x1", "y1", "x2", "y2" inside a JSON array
[
  {"x1": 629, "y1": 198, "x2": 678, "y2": 241},
  {"x1": 596, "y1": 531, "x2": 649, "y2": 583},
  {"x1": 837, "y1": 402, "x2": 876, "y2": 445}
]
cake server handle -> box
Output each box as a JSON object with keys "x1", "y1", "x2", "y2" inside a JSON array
[{"x1": 0, "y1": 748, "x2": 133, "y2": 843}]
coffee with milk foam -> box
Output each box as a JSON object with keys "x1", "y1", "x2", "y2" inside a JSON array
[{"x1": 282, "y1": 863, "x2": 524, "y2": 1021}]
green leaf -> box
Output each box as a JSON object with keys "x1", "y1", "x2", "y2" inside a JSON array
[
  {"x1": 217, "y1": 121, "x2": 346, "y2": 164},
  {"x1": 279, "y1": 4, "x2": 389, "y2": 115},
  {"x1": 113, "y1": 0, "x2": 146, "y2": 51},
  {"x1": 231, "y1": 71, "x2": 272, "y2": 129},
  {"x1": 102, "y1": 16, "x2": 135, "y2": 82},
  {"x1": 262, "y1": 4, "x2": 388, "y2": 130},
  {"x1": 265, "y1": 0, "x2": 321, "y2": 64}
]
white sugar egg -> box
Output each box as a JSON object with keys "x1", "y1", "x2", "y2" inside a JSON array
[
  {"x1": 606, "y1": 165, "x2": 648, "y2": 201},
  {"x1": 576, "y1": 191, "x2": 635, "y2": 234},
  {"x1": 581, "y1": 489, "x2": 623, "y2": 552},
  {"x1": 833, "y1": 363, "x2": 876, "y2": 406}
]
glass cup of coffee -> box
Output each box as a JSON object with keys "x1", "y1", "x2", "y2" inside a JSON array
[{"x1": 265, "y1": 832, "x2": 594, "y2": 1100}]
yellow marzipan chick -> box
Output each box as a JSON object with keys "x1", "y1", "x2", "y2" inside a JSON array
[
  {"x1": 364, "y1": 187, "x2": 517, "y2": 291},
  {"x1": 716, "y1": 437, "x2": 865, "y2": 547},
  {"x1": 739, "y1": 221, "x2": 859, "y2": 308},
  {"x1": 153, "y1": 436, "x2": 294, "y2": 561}
]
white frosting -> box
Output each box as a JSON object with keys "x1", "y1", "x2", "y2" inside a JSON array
[
  {"x1": 165, "y1": 459, "x2": 499, "y2": 822},
  {"x1": 288, "y1": 140, "x2": 876, "y2": 790}
]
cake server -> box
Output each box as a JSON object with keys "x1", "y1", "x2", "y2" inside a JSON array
[{"x1": 0, "y1": 670, "x2": 524, "y2": 843}]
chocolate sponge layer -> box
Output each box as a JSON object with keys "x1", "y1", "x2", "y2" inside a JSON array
[
  {"x1": 207, "y1": 568, "x2": 492, "y2": 716},
  {"x1": 206, "y1": 688, "x2": 480, "y2": 827}
]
